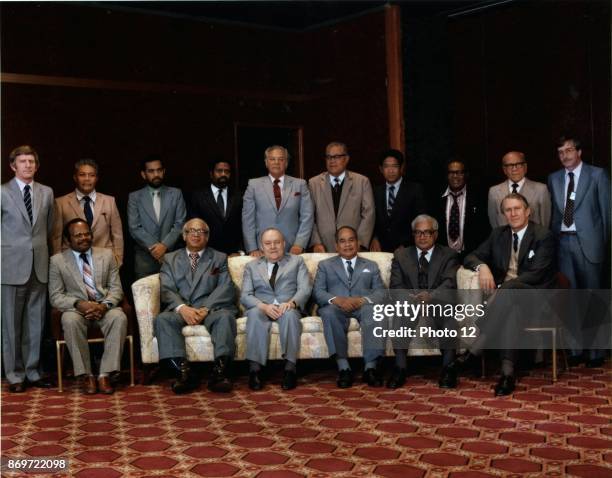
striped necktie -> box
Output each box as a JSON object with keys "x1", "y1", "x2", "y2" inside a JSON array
[
  {"x1": 23, "y1": 184, "x2": 33, "y2": 224},
  {"x1": 387, "y1": 184, "x2": 396, "y2": 216},
  {"x1": 80, "y1": 253, "x2": 98, "y2": 300}
]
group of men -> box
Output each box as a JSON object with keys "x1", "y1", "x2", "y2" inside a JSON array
[{"x1": 1, "y1": 135, "x2": 608, "y2": 397}]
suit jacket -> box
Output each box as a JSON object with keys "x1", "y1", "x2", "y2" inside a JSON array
[
  {"x1": 240, "y1": 254, "x2": 311, "y2": 311},
  {"x1": 488, "y1": 178, "x2": 551, "y2": 228},
  {"x1": 242, "y1": 175, "x2": 314, "y2": 253},
  {"x1": 373, "y1": 179, "x2": 426, "y2": 251},
  {"x1": 127, "y1": 185, "x2": 186, "y2": 273},
  {"x1": 437, "y1": 186, "x2": 489, "y2": 260},
  {"x1": 187, "y1": 185, "x2": 243, "y2": 254},
  {"x1": 48, "y1": 247, "x2": 123, "y2": 311},
  {"x1": 1, "y1": 178, "x2": 54, "y2": 285},
  {"x1": 464, "y1": 222, "x2": 556, "y2": 288},
  {"x1": 390, "y1": 245, "x2": 459, "y2": 291},
  {"x1": 548, "y1": 163, "x2": 610, "y2": 264},
  {"x1": 313, "y1": 255, "x2": 386, "y2": 306},
  {"x1": 52, "y1": 191, "x2": 124, "y2": 265},
  {"x1": 308, "y1": 170, "x2": 375, "y2": 250},
  {"x1": 160, "y1": 247, "x2": 237, "y2": 313}
]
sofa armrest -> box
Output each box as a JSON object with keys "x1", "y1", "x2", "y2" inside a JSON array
[
  {"x1": 457, "y1": 266, "x2": 480, "y2": 290},
  {"x1": 131, "y1": 273, "x2": 161, "y2": 364}
]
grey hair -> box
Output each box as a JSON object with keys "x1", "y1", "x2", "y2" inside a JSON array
[
  {"x1": 264, "y1": 145, "x2": 291, "y2": 164},
  {"x1": 259, "y1": 227, "x2": 285, "y2": 243},
  {"x1": 411, "y1": 214, "x2": 439, "y2": 231},
  {"x1": 325, "y1": 141, "x2": 349, "y2": 155},
  {"x1": 182, "y1": 218, "x2": 208, "y2": 234}
]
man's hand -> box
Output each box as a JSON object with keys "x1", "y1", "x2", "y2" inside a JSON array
[
  {"x1": 179, "y1": 306, "x2": 205, "y2": 326},
  {"x1": 149, "y1": 243, "x2": 168, "y2": 261},
  {"x1": 312, "y1": 244, "x2": 326, "y2": 253},
  {"x1": 277, "y1": 301, "x2": 296, "y2": 314},
  {"x1": 369, "y1": 239, "x2": 381, "y2": 252},
  {"x1": 76, "y1": 301, "x2": 107, "y2": 320},
  {"x1": 477, "y1": 264, "x2": 496, "y2": 291},
  {"x1": 249, "y1": 250, "x2": 264, "y2": 257},
  {"x1": 414, "y1": 291, "x2": 432, "y2": 303},
  {"x1": 258, "y1": 303, "x2": 282, "y2": 320},
  {"x1": 289, "y1": 245, "x2": 304, "y2": 255},
  {"x1": 332, "y1": 296, "x2": 364, "y2": 313},
  {"x1": 228, "y1": 252, "x2": 241, "y2": 258}
]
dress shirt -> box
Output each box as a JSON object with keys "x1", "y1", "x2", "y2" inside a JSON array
[
  {"x1": 15, "y1": 177, "x2": 35, "y2": 202},
  {"x1": 561, "y1": 161, "x2": 582, "y2": 232},
  {"x1": 416, "y1": 245, "x2": 434, "y2": 263},
  {"x1": 328, "y1": 171, "x2": 346, "y2": 187},
  {"x1": 269, "y1": 175, "x2": 285, "y2": 200},
  {"x1": 71, "y1": 248, "x2": 106, "y2": 304},
  {"x1": 442, "y1": 185, "x2": 467, "y2": 251},
  {"x1": 386, "y1": 177, "x2": 402, "y2": 205},
  {"x1": 511, "y1": 224, "x2": 528, "y2": 251},
  {"x1": 211, "y1": 184, "x2": 227, "y2": 210},
  {"x1": 175, "y1": 248, "x2": 205, "y2": 312},
  {"x1": 266, "y1": 259, "x2": 283, "y2": 305},
  {"x1": 75, "y1": 189, "x2": 97, "y2": 220},
  {"x1": 507, "y1": 178, "x2": 525, "y2": 193}
]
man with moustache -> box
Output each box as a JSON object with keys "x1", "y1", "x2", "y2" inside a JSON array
[
  {"x1": 1, "y1": 145, "x2": 55, "y2": 392},
  {"x1": 52, "y1": 159, "x2": 124, "y2": 265},
  {"x1": 242, "y1": 145, "x2": 313, "y2": 256},
  {"x1": 241, "y1": 228, "x2": 311, "y2": 390},
  {"x1": 155, "y1": 218, "x2": 237, "y2": 394},
  {"x1": 313, "y1": 226, "x2": 386, "y2": 388},
  {"x1": 187, "y1": 158, "x2": 243, "y2": 255},
  {"x1": 128, "y1": 155, "x2": 186, "y2": 279},
  {"x1": 48, "y1": 218, "x2": 127, "y2": 394}
]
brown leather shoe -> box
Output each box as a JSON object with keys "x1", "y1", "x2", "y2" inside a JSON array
[
  {"x1": 97, "y1": 375, "x2": 114, "y2": 395},
  {"x1": 83, "y1": 375, "x2": 97, "y2": 395}
]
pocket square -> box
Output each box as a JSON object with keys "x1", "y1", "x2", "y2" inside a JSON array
[
  {"x1": 528, "y1": 250, "x2": 535, "y2": 259},
  {"x1": 362, "y1": 268, "x2": 371, "y2": 273},
  {"x1": 294, "y1": 192, "x2": 301, "y2": 196}
]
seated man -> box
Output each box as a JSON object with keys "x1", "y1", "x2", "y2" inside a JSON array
[
  {"x1": 155, "y1": 218, "x2": 237, "y2": 394},
  {"x1": 241, "y1": 228, "x2": 311, "y2": 391},
  {"x1": 48, "y1": 218, "x2": 127, "y2": 395},
  {"x1": 313, "y1": 226, "x2": 386, "y2": 388},
  {"x1": 453, "y1": 193, "x2": 556, "y2": 396},
  {"x1": 389, "y1": 214, "x2": 460, "y2": 389}
]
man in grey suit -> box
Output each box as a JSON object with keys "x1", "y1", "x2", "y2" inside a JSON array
[
  {"x1": 1, "y1": 145, "x2": 54, "y2": 392},
  {"x1": 241, "y1": 228, "x2": 311, "y2": 391},
  {"x1": 309, "y1": 142, "x2": 375, "y2": 252},
  {"x1": 49, "y1": 218, "x2": 127, "y2": 395},
  {"x1": 127, "y1": 155, "x2": 186, "y2": 279},
  {"x1": 242, "y1": 145, "x2": 313, "y2": 256},
  {"x1": 313, "y1": 226, "x2": 386, "y2": 388},
  {"x1": 488, "y1": 151, "x2": 551, "y2": 228},
  {"x1": 155, "y1": 218, "x2": 237, "y2": 394},
  {"x1": 548, "y1": 135, "x2": 610, "y2": 367}
]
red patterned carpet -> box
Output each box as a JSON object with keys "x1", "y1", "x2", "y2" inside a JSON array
[{"x1": 2, "y1": 362, "x2": 612, "y2": 478}]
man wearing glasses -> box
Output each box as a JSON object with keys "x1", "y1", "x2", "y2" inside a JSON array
[
  {"x1": 308, "y1": 142, "x2": 374, "y2": 252},
  {"x1": 488, "y1": 151, "x2": 550, "y2": 228},
  {"x1": 154, "y1": 218, "x2": 237, "y2": 393}
]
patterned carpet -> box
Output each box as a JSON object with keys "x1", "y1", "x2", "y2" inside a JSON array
[{"x1": 2, "y1": 360, "x2": 611, "y2": 478}]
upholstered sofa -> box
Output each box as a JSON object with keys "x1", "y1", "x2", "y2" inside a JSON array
[{"x1": 132, "y1": 252, "x2": 479, "y2": 365}]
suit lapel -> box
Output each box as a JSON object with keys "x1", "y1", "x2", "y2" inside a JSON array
[
  {"x1": 427, "y1": 248, "x2": 443, "y2": 289},
  {"x1": 274, "y1": 255, "x2": 291, "y2": 286},
  {"x1": 279, "y1": 177, "x2": 292, "y2": 212},
  {"x1": 256, "y1": 257, "x2": 271, "y2": 286},
  {"x1": 389, "y1": 181, "x2": 407, "y2": 219},
  {"x1": 91, "y1": 193, "x2": 103, "y2": 229},
  {"x1": 553, "y1": 172, "x2": 565, "y2": 212},
  {"x1": 264, "y1": 177, "x2": 278, "y2": 212},
  {"x1": 501, "y1": 227, "x2": 512, "y2": 272},
  {"x1": 204, "y1": 186, "x2": 224, "y2": 221},
  {"x1": 191, "y1": 249, "x2": 211, "y2": 292},
  {"x1": 64, "y1": 249, "x2": 88, "y2": 297},
  {"x1": 573, "y1": 164, "x2": 590, "y2": 210},
  {"x1": 517, "y1": 223, "x2": 533, "y2": 265},
  {"x1": 320, "y1": 174, "x2": 335, "y2": 217},
  {"x1": 92, "y1": 249, "x2": 104, "y2": 290},
  {"x1": 405, "y1": 247, "x2": 420, "y2": 289},
  {"x1": 140, "y1": 188, "x2": 157, "y2": 223},
  {"x1": 157, "y1": 185, "x2": 170, "y2": 223},
  {"x1": 68, "y1": 192, "x2": 84, "y2": 220},
  {"x1": 7, "y1": 179, "x2": 31, "y2": 225},
  {"x1": 333, "y1": 256, "x2": 350, "y2": 288},
  {"x1": 337, "y1": 172, "x2": 353, "y2": 218},
  {"x1": 31, "y1": 182, "x2": 42, "y2": 227}
]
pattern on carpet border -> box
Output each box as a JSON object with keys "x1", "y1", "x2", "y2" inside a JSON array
[{"x1": 1, "y1": 364, "x2": 611, "y2": 478}]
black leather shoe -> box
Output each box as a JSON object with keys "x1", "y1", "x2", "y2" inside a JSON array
[
  {"x1": 8, "y1": 382, "x2": 26, "y2": 393},
  {"x1": 448, "y1": 351, "x2": 477, "y2": 373},
  {"x1": 248, "y1": 371, "x2": 263, "y2": 391},
  {"x1": 438, "y1": 367, "x2": 457, "y2": 389},
  {"x1": 281, "y1": 370, "x2": 297, "y2": 390},
  {"x1": 494, "y1": 375, "x2": 515, "y2": 396},
  {"x1": 172, "y1": 361, "x2": 199, "y2": 394},
  {"x1": 337, "y1": 369, "x2": 353, "y2": 388},
  {"x1": 586, "y1": 357, "x2": 605, "y2": 368},
  {"x1": 567, "y1": 355, "x2": 584, "y2": 367},
  {"x1": 386, "y1": 367, "x2": 407, "y2": 389},
  {"x1": 27, "y1": 377, "x2": 54, "y2": 389},
  {"x1": 362, "y1": 367, "x2": 384, "y2": 387},
  {"x1": 208, "y1": 357, "x2": 232, "y2": 393}
]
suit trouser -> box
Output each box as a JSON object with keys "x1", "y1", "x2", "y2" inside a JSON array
[
  {"x1": 1, "y1": 270, "x2": 46, "y2": 384},
  {"x1": 155, "y1": 309, "x2": 236, "y2": 360},
  {"x1": 319, "y1": 304, "x2": 384, "y2": 364},
  {"x1": 61, "y1": 308, "x2": 127, "y2": 376},
  {"x1": 246, "y1": 308, "x2": 302, "y2": 366},
  {"x1": 134, "y1": 249, "x2": 163, "y2": 281}
]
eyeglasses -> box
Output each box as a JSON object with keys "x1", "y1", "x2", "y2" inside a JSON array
[
  {"x1": 325, "y1": 154, "x2": 347, "y2": 161},
  {"x1": 503, "y1": 162, "x2": 526, "y2": 169},
  {"x1": 186, "y1": 229, "x2": 209, "y2": 236},
  {"x1": 413, "y1": 230, "x2": 435, "y2": 237},
  {"x1": 70, "y1": 232, "x2": 91, "y2": 239}
]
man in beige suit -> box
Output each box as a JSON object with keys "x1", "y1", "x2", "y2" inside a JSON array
[
  {"x1": 309, "y1": 142, "x2": 375, "y2": 252},
  {"x1": 488, "y1": 151, "x2": 551, "y2": 228},
  {"x1": 52, "y1": 159, "x2": 124, "y2": 265}
]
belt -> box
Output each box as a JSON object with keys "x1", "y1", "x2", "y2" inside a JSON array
[{"x1": 559, "y1": 231, "x2": 577, "y2": 236}]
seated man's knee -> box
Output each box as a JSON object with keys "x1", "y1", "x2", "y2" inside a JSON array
[{"x1": 61, "y1": 312, "x2": 83, "y2": 329}]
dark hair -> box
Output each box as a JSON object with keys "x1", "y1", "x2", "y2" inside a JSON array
[
  {"x1": 74, "y1": 158, "x2": 98, "y2": 175},
  {"x1": 500, "y1": 192, "x2": 530, "y2": 213},
  {"x1": 208, "y1": 157, "x2": 233, "y2": 173},
  {"x1": 9, "y1": 145, "x2": 39, "y2": 166},
  {"x1": 378, "y1": 149, "x2": 404, "y2": 167},
  {"x1": 141, "y1": 154, "x2": 163, "y2": 171},
  {"x1": 556, "y1": 134, "x2": 581, "y2": 151},
  {"x1": 63, "y1": 218, "x2": 91, "y2": 240},
  {"x1": 335, "y1": 225, "x2": 358, "y2": 242}
]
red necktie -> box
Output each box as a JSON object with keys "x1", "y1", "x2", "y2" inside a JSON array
[{"x1": 273, "y1": 179, "x2": 281, "y2": 209}]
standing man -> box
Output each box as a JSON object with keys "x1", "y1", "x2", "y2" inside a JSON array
[
  {"x1": 313, "y1": 226, "x2": 386, "y2": 388},
  {"x1": 309, "y1": 142, "x2": 374, "y2": 252},
  {"x1": 48, "y1": 219, "x2": 127, "y2": 395},
  {"x1": 188, "y1": 158, "x2": 243, "y2": 255},
  {"x1": 437, "y1": 159, "x2": 488, "y2": 261},
  {"x1": 241, "y1": 228, "x2": 311, "y2": 391},
  {"x1": 548, "y1": 135, "x2": 610, "y2": 367},
  {"x1": 488, "y1": 151, "x2": 551, "y2": 228},
  {"x1": 155, "y1": 218, "x2": 237, "y2": 394},
  {"x1": 242, "y1": 145, "x2": 313, "y2": 256},
  {"x1": 52, "y1": 159, "x2": 124, "y2": 265},
  {"x1": 1, "y1": 145, "x2": 54, "y2": 392},
  {"x1": 370, "y1": 149, "x2": 426, "y2": 252},
  {"x1": 127, "y1": 155, "x2": 186, "y2": 279}
]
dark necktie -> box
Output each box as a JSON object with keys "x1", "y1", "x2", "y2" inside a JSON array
[
  {"x1": 448, "y1": 192, "x2": 462, "y2": 241},
  {"x1": 512, "y1": 183, "x2": 519, "y2": 194},
  {"x1": 273, "y1": 179, "x2": 281, "y2": 210},
  {"x1": 23, "y1": 184, "x2": 33, "y2": 224},
  {"x1": 80, "y1": 253, "x2": 98, "y2": 300},
  {"x1": 269, "y1": 262, "x2": 279, "y2": 289},
  {"x1": 418, "y1": 250, "x2": 429, "y2": 289},
  {"x1": 332, "y1": 177, "x2": 341, "y2": 217},
  {"x1": 83, "y1": 196, "x2": 93, "y2": 227},
  {"x1": 387, "y1": 184, "x2": 396, "y2": 216},
  {"x1": 189, "y1": 252, "x2": 199, "y2": 273},
  {"x1": 563, "y1": 172, "x2": 575, "y2": 227},
  {"x1": 512, "y1": 232, "x2": 518, "y2": 253},
  {"x1": 216, "y1": 189, "x2": 225, "y2": 217},
  {"x1": 346, "y1": 260, "x2": 354, "y2": 283}
]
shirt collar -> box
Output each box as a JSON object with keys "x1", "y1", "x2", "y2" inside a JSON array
[
  {"x1": 15, "y1": 178, "x2": 34, "y2": 192},
  {"x1": 186, "y1": 247, "x2": 204, "y2": 258},
  {"x1": 387, "y1": 177, "x2": 402, "y2": 189},
  {"x1": 329, "y1": 171, "x2": 346, "y2": 185},
  {"x1": 147, "y1": 185, "x2": 162, "y2": 195},
  {"x1": 72, "y1": 248, "x2": 93, "y2": 261},
  {"x1": 76, "y1": 189, "x2": 97, "y2": 202},
  {"x1": 340, "y1": 255, "x2": 357, "y2": 267},
  {"x1": 417, "y1": 245, "x2": 435, "y2": 259},
  {"x1": 442, "y1": 185, "x2": 466, "y2": 198},
  {"x1": 511, "y1": 224, "x2": 529, "y2": 242},
  {"x1": 269, "y1": 175, "x2": 285, "y2": 184},
  {"x1": 507, "y1": 177, "x2": 526, "y2": 189},
  {"x1": 566, "y1": 161, "x2": 583, "y2": 176}
]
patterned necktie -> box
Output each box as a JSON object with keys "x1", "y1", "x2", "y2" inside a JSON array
[
  {"x1": 448, "y1": 192, "x2": 462, "y2": 241},
  {"x1": 563, "y1": 172, "x2": 575, "y2": 227},
  {"x1": 269, "y1": 262, "x2": 279, "y2": 289},
  {"x1": 189, "y1": 252, "x2": 200, "y2": 273},
  {"x1": 418, "y1": 250, "x2": 429, "y2": 289},
  {"x1": 83, "y1": 196, "x2": 94, "y2": 227},
  {"x1": 216, "y1": 189, "x2": 225, "y2": 217},
  {"x1": 80, "y1": 253, "x2": 98, "y2": 300},
  {"x1": 23, "y1": 184, "x2": 33, "y2": 224},
  {"x1": 511, "y1": 183, "x2": 519, "y2": 194},
  {"x1": 512, "y1": 232, "x2": 519, "y2": 253},
  {"x1": 346, "y1": 260, "x2": 354, "y2": 283},
  {"x1": 273, "y1": 179, "x2": 281, "y2": 210},
  {"x1": 152, "y1": 191, "x2": 161, "y2": 222},
  {"x1": 387, "y1": 184, "x2": 396, "y2": 216}
]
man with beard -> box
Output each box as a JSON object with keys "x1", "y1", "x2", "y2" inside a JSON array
[{"x1": 128, "y1": 155, "x2": 186, "y2": 279}]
